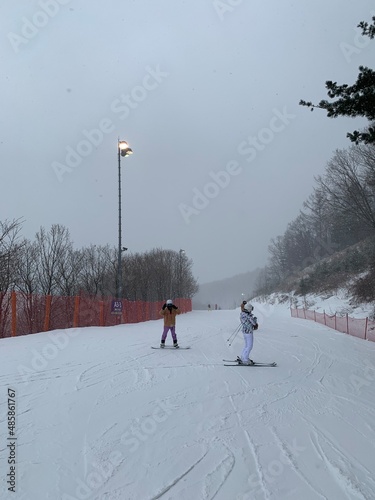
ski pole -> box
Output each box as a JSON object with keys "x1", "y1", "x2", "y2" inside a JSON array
[
  {"x1": 227, "y1": 324, "x2": 240, "y2": 342},
  {"x1": 228, "y1": 327, "x2": 241, "y2": 346},
  {"x1": 227, "y1": 324, "x2": 241, "y2": 345}
]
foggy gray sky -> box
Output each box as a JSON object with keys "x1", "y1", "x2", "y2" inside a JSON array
[{"x1": 1, "y1": 1, "x2": 374, "y2": 284}]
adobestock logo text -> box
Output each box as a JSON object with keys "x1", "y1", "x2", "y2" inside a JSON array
[
  {"x1": 179, "y1": 106, "x2": 295, "y2": 224},
  {"x1": 7, "y1": 0, "x2": 72, "y2": 53}
]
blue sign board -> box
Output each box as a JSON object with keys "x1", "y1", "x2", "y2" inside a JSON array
[{"x1": 111, "y1": 300, "x2": 123, "y2": 315}]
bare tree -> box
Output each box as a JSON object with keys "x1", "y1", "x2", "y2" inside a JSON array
[
  {"x1": 15, "y1": 240, "x2": 39, "y2": 295},
  {"x1": 56, "y1": 247, "x2": 85, "y2": 297},
  {"x1": 35, "y1": 224, "x2": 73, "y2": 295},
  {"x1": 79, "y1": 244, "x2": 117, "y2": 297},
  {"x1": 0, "y1": 218, "x2": 24, "y2": 292},
  {"x1": 179, "y1": 251, "x2": 199, "y2": 299},
  {"x1": 0, "y1": 219, "x2": 24, "y2": 337},
  {"x1": 356, "y1": 143, "x2": 375, "y2": 192},
  {"x1": 268, "y1": 235, "x2": 289, "y2": 283},
  {"x1": 316, "y1": 147, "x2": 375, "y2": 233},
  {"x1": 302, "y1": 189, "x2": 332, "y2": 245}
]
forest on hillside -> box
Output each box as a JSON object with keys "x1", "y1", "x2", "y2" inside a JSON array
[{"x1": 254, "y1": 143, "x2": 375, "y2": 297}]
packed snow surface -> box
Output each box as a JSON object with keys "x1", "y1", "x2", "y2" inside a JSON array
[{"x1": 1, "y1": 300, "x2": 375, "y2": 499}]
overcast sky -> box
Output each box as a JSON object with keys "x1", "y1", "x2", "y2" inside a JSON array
[{"x1": 1, "y1": 0, "x2": 374, "y2": 284}]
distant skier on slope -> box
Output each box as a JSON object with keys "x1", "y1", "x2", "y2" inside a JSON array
[
  {"x1": 238, "y1": 302, "x2": 258, "y2": 365},
  {"x1": 159, "y1": 299, "x2": 181, "y2": 348}
]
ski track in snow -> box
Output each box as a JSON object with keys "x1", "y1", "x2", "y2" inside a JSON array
[
  {"x1": 148, "y1": 450, "x2": 210, "y2": 500},
  {"x1": 244, "y1": 432, "x2": 271, "y2": 500},
  {"x1": 269, "y1": 426, "x2": 327, "y2": 499},
  {"x1": 223, "y1": 377, "x2": 271, "y2": 500},
  {"x1": 309, "y1": 430, "x2": 369, "y2": 500},
  {"x1": 200, "y1": 443, "x2": 236, "y2": 500},
  {"x1": 298, "y1": 410, "x2": 375, "y2": 499}
]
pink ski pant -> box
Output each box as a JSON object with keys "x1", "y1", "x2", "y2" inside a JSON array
[{"x1": 161, "y1": 326, "x2": 177, "y2": 342}]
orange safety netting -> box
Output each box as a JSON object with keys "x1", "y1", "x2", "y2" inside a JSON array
[
  {"x1": 290, "y1": 307, "x2": 373, "y2": 342},
  {"x1": 0, "y1": 291, "x2": 192, "y2": 339}
]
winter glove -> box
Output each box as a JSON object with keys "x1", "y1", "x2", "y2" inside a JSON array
[
  {"x1": 172, "y1": 304, "x2": 178, "y2": 309},
  {"x1": 162, "y1": 303, "x2": 167, "y2": 310}
]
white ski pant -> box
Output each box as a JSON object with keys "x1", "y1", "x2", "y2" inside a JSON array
[{"x1": 241, "y1": 332, "x2": 254, "y2": 362}]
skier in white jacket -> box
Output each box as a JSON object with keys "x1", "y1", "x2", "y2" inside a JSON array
[{"x1": 238, "y1": 302, "x2": 258, "y2": 365}]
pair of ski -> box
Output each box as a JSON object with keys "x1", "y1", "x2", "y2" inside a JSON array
[
  {"x1": 223, "y1": 358, "x2": 277, "y2": 367},
  {"x1": 150, "y1": 348, "x2": 276, "y2": 367}
]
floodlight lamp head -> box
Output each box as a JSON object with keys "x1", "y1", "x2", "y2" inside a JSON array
[{"x1": 119, "y1": 141, "x2": 133, "y2": 157}]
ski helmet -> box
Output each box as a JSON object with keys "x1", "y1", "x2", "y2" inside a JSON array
[{"x1": 244, "y1": 302, "x2": 254, "y2": 312}]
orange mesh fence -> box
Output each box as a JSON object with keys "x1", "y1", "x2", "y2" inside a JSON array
[
  {"x1": 367, "y1": 320, "x2": 375, "y2": 342},
  {"x1": 291, "y1": 307, "x2": 373, "y2": 342},
  {"x1": 16, "y1": 293, "x2": 46, "y2": 335},
  {"x1": 336, "y1": 315, "x2": 348, "y2": 334},
  {"x1": 0, "y1": 291, "x2": 192, "y2": 339},
  {"x1": 324, "y1": 313, "x2": 336, "y2": 330}
]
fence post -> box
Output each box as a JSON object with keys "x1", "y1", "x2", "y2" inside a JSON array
[
  {"x1": 314, "y1": 310, "x2": 316, "y2": 322},
  {"x1": 365, "y1": 317, "x2": 368, "y2": 340},
  {"x1": 73, "y1": 296, "x2": 80, "y2": 327},
  {"x1": 324, "y1": 310, "x2": 326, "y2": 325},
  {"x1": 346, "y1": 313, "x2": 349, "y2": 334},
  {"x1": 334, "y1": 313, "x2": 336, "y2": 331},
  {"x1": 11, "y1": 291, "x2": 17, "y2": 337},
  {"x1": 43, "y1": 295, "x2": 52, "y2": 332}
]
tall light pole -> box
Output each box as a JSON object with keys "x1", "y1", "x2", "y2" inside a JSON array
[
  {"x1": 179, "y1": 249, "x2": 185, "y2": 298},
  {"x1": 117, "y1": 139, "x2": 133, "y2": 299}
]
